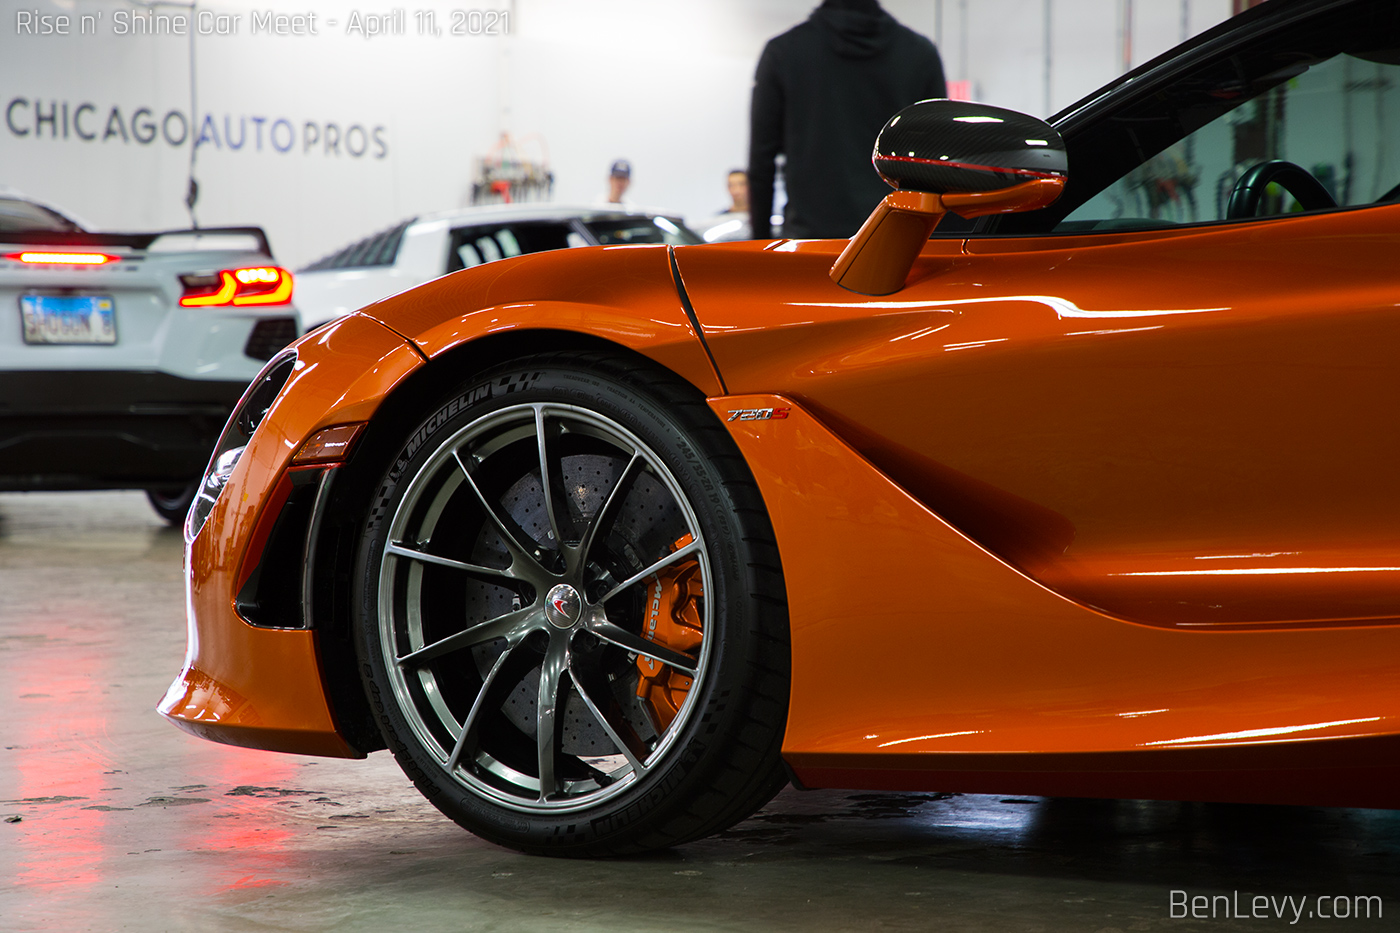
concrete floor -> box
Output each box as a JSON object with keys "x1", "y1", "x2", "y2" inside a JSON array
[{"x1": 2, "y1": 491, "x2": 1398, "y2": 933}]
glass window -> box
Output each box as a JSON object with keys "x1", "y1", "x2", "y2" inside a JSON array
[
  {"x1": 583, "y1": 216, "x2": 701, "y2": 246},
  {"x1": 446, "y1": 221, "x2": 576, "y2": 272},
  {"x1": 496, "y1": 228, "x2": 522, "y2": 257},
  {"x1": 474, "y1": 236, "x2": 502, "y2": 263},
  {"x1": 987, "y1": 2, "x2": 1400, "y2": 236},
  {"x1": 0, "y1": 197, "x2": 81, "y2": 233},
  {"x1": 457, "y1": 243, "x2": 482, "y2": 268},
  {"x1": 1063, "y1": 51, "x2": 1400, "y2": 231},
  {"x1": 303, "y1": 219, "x2": 413, "y2": 272}
]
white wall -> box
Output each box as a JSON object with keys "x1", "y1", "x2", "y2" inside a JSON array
[{"x1": 0, "y1": 0, "x2": 1230, "y2": 268}]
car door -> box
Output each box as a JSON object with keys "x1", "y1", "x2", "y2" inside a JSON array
[{"x1": 689, "y1": 0, "x2": 1400, "y2": 629}]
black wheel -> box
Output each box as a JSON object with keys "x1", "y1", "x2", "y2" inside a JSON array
[
  {"x1": 146, "y1": 481, "x2": 198, "y2": 525},
  {"x1": 354, "y1": 352, "x2": 790, "y2": 855}
]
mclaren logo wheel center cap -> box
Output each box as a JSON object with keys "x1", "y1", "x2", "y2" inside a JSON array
[{"x1": 545, "y1": 584, "x2": 583, "y2": 628}]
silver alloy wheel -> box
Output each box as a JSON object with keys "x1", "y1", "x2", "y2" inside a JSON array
[{"x1": 376, "y1": 402, "x2": 713, "y2": 813}]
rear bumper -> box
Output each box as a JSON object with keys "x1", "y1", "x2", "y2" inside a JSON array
[{"x1": 0, "y1": 370, "x2": 246, "y2": 489}]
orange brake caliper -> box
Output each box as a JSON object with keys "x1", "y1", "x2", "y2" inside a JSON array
[{"x1": 635, "y1": 534, "x2": 704, "y2": 731}]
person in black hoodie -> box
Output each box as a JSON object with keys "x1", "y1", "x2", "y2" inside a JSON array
[{"x1": 748, "y1": 0, "x2": 947, "y2": 240}]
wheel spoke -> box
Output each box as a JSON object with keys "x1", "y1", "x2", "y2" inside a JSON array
[
  {"x1": 450, "y1": 448, "x2": 553, "y2": 583},
  {"x1": 534, "y1": 405, "x2": 569, "y2": 553},
  {"x1": 588, "y1": 619, "x2": 698, "y2": 676},
  {"x1": 397, "y1": 606, "x2": 541, "y2": 669},
  {"x1": 570, "y1": 450, "x2": 643, "y2": 573},
  {"x1": 568, "y1": 656, "x2": 650, "y2": 774},
  {"x1": 386, "y1": 542, "x2": 519, "y2": 583},
  {"x1": 445, "y1": 638, "x2": 521, "y2": 771},
  {"x1": 536, "y1": 637, "x2": 569, "y2": 801},
  {"x1": 598, "y1": 539, "x2": 703, "y2": 605}
]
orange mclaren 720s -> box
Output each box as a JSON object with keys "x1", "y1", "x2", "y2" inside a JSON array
[{"x1": 162, "y1": 0, "x2": 1400, "y2": 855}]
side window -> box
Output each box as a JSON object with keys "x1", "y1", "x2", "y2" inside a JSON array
[
  {"x1": 457, "y1": 243, "x2": 483, "y2": 268},
  {"x1": 303, "y1": 218, "x2": 415, "y2": 272},
  {"x1": 475, "y1": 236, "x2": 503, "y2": 263},
  {"x1": 0, "y1": 197, "x2": 82, "y2": 232},
  {"x1": 582, "y1": 216, "x2": 702, "y2": 245},
  {"x1": 1060, "y1": 50, "x2": 1400, "y2": 232},
  {"x1": 495, "y1": 228, "x2": 522, "y2": 257},
  {"x1": 447, "y1": 222, "x2": 576, "y2": 273}
]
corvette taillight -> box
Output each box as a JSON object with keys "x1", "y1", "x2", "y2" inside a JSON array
[
  {"x1": 5, "y1": 251, "x2": 119, "y2": 264},
  {"x1": 180, "y1": 266, "x2": 293, "y2": 307},
  {"x1": 186, "y1": 352, "x2": 299, "y2": 540}
]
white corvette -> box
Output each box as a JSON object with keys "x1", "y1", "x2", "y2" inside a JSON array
[
  {"x1": 295, "y1": 204, "x2": 700, "y2": 330},
  {"x1": 0, "y1": 192, "x2": 301, "y2": 522}
]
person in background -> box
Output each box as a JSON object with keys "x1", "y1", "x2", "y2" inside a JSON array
[
  {"x1": 748, "y1": 0, "x2": 946, "y2": 240},
  {"x1": 724, "y1": 169, "x2": 749, "y2": 215},
  {"x1": 595, "y1": 159, "x2": 633, "y2": 206},
  {"x1": 694, "y1": 169, "x2": 752, "y2": 242}
]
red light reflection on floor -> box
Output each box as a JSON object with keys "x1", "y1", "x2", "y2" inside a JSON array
[
  {"x1": 173, "y1": 738, "x2": 306, "y2": 896},
  {"x1": 5, "y1": 613, "x2": 115, "y2": 892},
  {"x1": 3, "y1": 607, "x2": 312, "y2": 899},
  {"x1": 226, "y1": 874, "x2": 292, "y2": 891}
]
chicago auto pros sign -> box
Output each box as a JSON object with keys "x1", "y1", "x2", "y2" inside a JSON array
[
  {"x1": 4, "y1": 96, "x2": 388, "y2": 159},
  {"x1": 6, "y1": 6, "x2": 392, "y2": 160}
]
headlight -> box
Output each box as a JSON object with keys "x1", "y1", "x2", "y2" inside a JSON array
[{"x1": 186, "y1": 352, "x2": 298, "y2": 540}]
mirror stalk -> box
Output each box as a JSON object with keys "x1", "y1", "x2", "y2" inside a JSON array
[
  {"x1": 830, "y1": 177, "x2": 1066, "y2": 296},
  {"x1": 829, "y1": 191, "x2": 944, "y2": 296}
]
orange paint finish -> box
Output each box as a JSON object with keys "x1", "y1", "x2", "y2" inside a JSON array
[
  {"x1": 159, "y1": 313, "x2": 425, "y2": 757},
  {"x1": 714, "y1": 394, "x2": 1400, "y2": 806},
  {"x1": 356, "y1": 243, "x2": 724, "y2": 397},
  {"x1": 829, "y1": 191, "x2": 945, "y2": 295},
  {"x1": 163, "y1": 194, "x2": 1400, "y2": 800},
  {"x1": 830, "y1": 182, "x2": 1066, "y2": 295},
  {"x1": 678, "y1": 205, "x2": 1400, "y2": 629},
  {"x1": 157, "y1": 638, "x2": 356, "y2": 758}
]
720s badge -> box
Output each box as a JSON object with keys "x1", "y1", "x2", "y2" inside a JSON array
[{"x1": 727, "y1": 407, "x2": 790, "y2": 422}]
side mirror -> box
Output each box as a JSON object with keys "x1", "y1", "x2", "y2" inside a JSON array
[{"x1": 830, "y1": 100, "x2": 1068, "y2": 295}]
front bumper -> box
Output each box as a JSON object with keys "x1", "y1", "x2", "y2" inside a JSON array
[{"x1": 158, "y1": 313, "x2": 423, "y2": 757}]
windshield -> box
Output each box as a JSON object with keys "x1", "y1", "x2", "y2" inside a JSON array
[
  {"x1": 0, "y1": 197, "x2": 83, "y2": 233},
  {"x1": 992, "y1": 0, "x2": 1400, "y2": 234},
  {"x1": 583, "y1": 216, "x2": 701, "y2": 246}
]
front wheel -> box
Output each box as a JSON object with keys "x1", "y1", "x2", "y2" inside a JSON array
[
  {"x1": 354, "y1": 352, "x2": 790, "y2": 855},
  {"x1": 146, "y1": 481, "x2": 198, "y2": 525}
]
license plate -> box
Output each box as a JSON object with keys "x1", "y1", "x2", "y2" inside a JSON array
[{"x1": 20, "y1": 294, "x2": 117, "y2": 345}]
